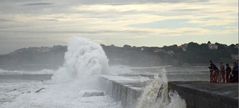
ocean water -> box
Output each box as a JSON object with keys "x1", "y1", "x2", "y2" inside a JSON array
[
  {"x1": 0, "y1": 37, "x2": 121, "y2": 108},
  {"x1": 0, "y1": 37, "x2": 209, "y2": 108}
]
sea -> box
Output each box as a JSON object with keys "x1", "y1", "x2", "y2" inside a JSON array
[{"x1": 0, "y1": 37, "x2": 209, "y2": 108}]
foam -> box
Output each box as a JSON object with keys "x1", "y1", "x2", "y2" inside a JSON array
[
  {"x1": 137, "y1": 68, "x2": 186, "y2": 108},
  {"x1": 1, "y1": 37, "x2": 120, "y2": 108}
]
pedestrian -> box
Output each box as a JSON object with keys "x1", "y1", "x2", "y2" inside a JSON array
[
  {"x1": 230, "y1": 61, "x2": 238, "y2": 83},
  {"x1": 220, "y1": 62, "x2": 226, "y2": 83},
  {"x1": 225, "y1": 64, "x2": 231, "y2": 83},
  {"x1": 214, "y1": 66, "x2": 220, "y2": 83},
  {"x1": 209, "y1": 60, "x2": 214, "y2": 83},
  {"x1": 208, "y1": 60, "x2": 218, "y2": 83}
]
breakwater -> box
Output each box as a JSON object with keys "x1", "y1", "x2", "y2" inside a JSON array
[{"x1": 100, "y1": 76, "x2": 238, "y2": 108}]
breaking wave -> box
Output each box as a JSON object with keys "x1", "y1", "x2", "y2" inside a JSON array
[
  {"x1": 1, "y1": 37, "x2": 120, "y2": 108},
  {"x1": 137, "y1": 68, "x2": 186, "y2": 108},
  {"x1": 52, "y1": 37, "x2": 109, "y2": 85}
]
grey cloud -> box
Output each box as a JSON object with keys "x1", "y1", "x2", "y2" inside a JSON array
[
  {"x1": 39, "y1": 18, "x2": 59, "y2": 22},
  {"x1": 0, "y1": 0, "x2": 209, "y2": 15},
  {"x1": 23, "y1": 2, "x2": 54, "y2": 6},
  {"x1": 176, "y1": 9, "x2": 203, "y2": 12},
  {"x1": 0, "y1": 18, "x2": 13, "y2": 22},
  {"x1": 69, "y1": 0, "x2": 209, "y2": 4},
  {"x1": 0, "y1": 29, "x2": 151, "y2": 34}
]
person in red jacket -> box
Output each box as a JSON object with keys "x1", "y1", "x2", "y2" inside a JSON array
[{"x1": 220, "y1": 62, "x2": 226, "y2": 83}]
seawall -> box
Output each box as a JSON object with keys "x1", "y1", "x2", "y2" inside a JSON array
[
  {"x1": 169, "y1": 81, "x2": 238, "y2": 108},
  {"x1": 100, "y1": 76, "x2": 144, "y2": 108},
  {"x1": 100, "y1": 76, "x2": 238, "y2": 108}
]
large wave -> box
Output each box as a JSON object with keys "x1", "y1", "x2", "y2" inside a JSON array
[
  {"x1": 52, "y1": 37, "x2": 109, "y2": 84},
  {"x1": 1, "y1": 37, "x2": 119, "y2": 108}
]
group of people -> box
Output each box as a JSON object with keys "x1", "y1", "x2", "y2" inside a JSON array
[{"x1": 209, "y1": 60, "x2": 238, "y2": 83}]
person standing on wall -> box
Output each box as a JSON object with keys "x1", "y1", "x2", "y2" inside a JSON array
[
  {"x1": 230, "y1": 61, "x2": 238, "y2": 83},
  {"x1": 225, "y1": 64, "x2": 231, "y2": 83},
  {"x1": 209, "y1": 60, "x2": 214, "y2": 83},
  {"x1": 209, "y1": 60, "x2": 219, "y2": 83},
  {"x1": 220, "y1": 62, "x2": 226, "y2": 83}
]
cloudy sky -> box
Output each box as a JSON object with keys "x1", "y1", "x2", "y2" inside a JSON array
[{"x1": 0, "y1": 0, "x2": 238, "y2": 54}]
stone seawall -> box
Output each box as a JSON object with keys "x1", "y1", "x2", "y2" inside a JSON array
[
  {"x1": 100, "y1": 76, "x2": 238, "y2": 108},
  {"x1": 169, "y1": 82, "x2": 238, "y2": 108},
  {"x1": 100, "y1": 76, "x2": 143, "y2": 108}
]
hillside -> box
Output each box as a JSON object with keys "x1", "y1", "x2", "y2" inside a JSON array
[{"x1": 0, "y1": 42, "x2": 238, "y2": 71}]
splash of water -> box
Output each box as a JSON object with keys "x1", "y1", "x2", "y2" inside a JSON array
[
  {"x1": 136, "y1": 68, "x2": 186, "y2": 108},
  {"x1": 1, "y1": 37, "x2": 120, "y2": 108},
  {"x1": 52, "y1": 37, "x2": 109, "y2": 84}
]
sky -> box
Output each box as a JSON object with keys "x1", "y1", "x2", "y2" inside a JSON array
[{"x1": 0, "y1": 0, "x2": 238, "y2": 54}]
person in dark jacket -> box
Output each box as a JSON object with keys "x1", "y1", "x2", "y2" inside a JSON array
[
  {"x1": 209, "y1": 60, "x2": 214, "y2": 82},
  {"x1": 225, "y1": 64, "x2": 231, "y2": 83},
  {"x1": 230, "y1": 61, "x2": 238, "y2": 83},
  {"x1": 209, "y1": 60, "x2": 219, "y2": 83}
]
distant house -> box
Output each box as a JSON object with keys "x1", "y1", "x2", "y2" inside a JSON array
[
  {"x1": 180, "y1": 44, "x2": 188, "y2": 51},
  {"x1": 208, "y1": 43, "x2": 218, "y2": 50},
  {"x1": 233, "y1": 45, "x2": 239, "y2": 60},
  {"x1": 167, "y1": 50, "x2": 175, "y2": 56},
  {"x1": 140, "y1": 48, "x2": 144, "y2": 51},
  {"x1": 231, "y1": 54, "x2": 239, "y2": 60},
  {"x1": 235, "y1": 44, "x2": 239, "y2": 49},
  {"x1": 153, "y1": 49, "x2": 163, "y2": 53}
]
